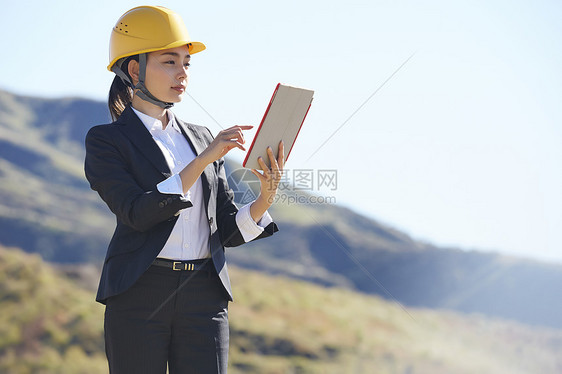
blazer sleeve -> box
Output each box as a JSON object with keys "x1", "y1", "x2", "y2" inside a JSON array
[{"x1": 84, "y1": 125, "x2": 193, "y2": 232}]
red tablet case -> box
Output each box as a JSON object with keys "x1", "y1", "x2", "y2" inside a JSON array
[{"x1": 242, "y1": 83, "x2": 314, "y2": 169}]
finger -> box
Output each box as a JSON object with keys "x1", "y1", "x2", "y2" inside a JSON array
[
  {"x1": 231, "y1": 125, "x2": 253, "y2": 141},
  {"x1": 257, "y1": 156, "x2": 269, "y2": 173},
  {"x1": 233, "y1": 125, "x2": 254, "y2": 130},
  {"x1": 224, "y1": 124, "x2": 253, "y2": 130},
  {"x1": 278, "y1": 140, "x2": 285, "y2": 171},
  {"x1": 220, "y1": 127, "x2": 243, "y2": 140},
  {"x1": 222, "y1": 140, "x2": 246, "y2": 155},
  {"x1": 219, "y1": 129, "x2": 245, "y2": 145},
  {"x1": 234, "y1": 141, "x2": 246, "y2": 152},
  {"x1": 224, "y1": 125, "x2": 253, "y2": 140},
  {"x1": 233, "y1": 128, "x2": 245, "y2": 144},
  {"x1": 267, "y1": 146, "x2": 280, "y2": 175},
  {"x1": 234, "y1": 128, "x2": 248, "y2": 144}
]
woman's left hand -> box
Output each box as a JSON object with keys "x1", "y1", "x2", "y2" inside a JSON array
[{"x1": 251, "y1": 141, "x2": 285, "y2": 208}]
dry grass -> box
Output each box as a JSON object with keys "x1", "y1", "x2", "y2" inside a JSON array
[{"x1": 1, "y1": 246, "x2": 561, "y2": 374}]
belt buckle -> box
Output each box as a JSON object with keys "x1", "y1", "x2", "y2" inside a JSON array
[{"x1": 172, "y1": 261, "x2": 195, "y2": 271}]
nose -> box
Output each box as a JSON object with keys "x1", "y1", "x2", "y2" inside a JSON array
[{"x1": 177, "y1": 66, "x2": 188, "y2": 81}]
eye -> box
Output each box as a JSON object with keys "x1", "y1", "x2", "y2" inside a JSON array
[
  {"x1": 184, "y1": 62, "x2": 191, "y2": 68},
  {"x1": 165, "y1": 60, "x2": 175, "y2": 65}
]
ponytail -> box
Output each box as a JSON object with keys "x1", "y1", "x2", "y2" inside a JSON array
[{"x1": 108, "y1": 56, "x2": 137, "y2": 121}]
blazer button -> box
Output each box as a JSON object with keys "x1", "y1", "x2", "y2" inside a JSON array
[
  {"x1": 159, "y1": 201, "x2": 166, "y2": 208},
  {"x1": 167, "y1": 197, "x2": 173, "y2": 204}
]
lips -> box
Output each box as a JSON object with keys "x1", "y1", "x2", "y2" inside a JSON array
[{"x1": 172, "y1": 86, "x2": 185, "y2": 93}]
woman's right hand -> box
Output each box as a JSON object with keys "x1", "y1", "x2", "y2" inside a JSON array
[
  {"x1": 179, "y1": 125, "x2": 253, "y2": 195},
  {"x1": 199, "y1": 125, "x2": 253, "y2": 165}
]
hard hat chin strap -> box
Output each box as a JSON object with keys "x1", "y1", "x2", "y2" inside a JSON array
[
  {"x1": 135, "y1": 53, "x2": 174, "y2": 109},
  {"x1": 112, "y1": 53, "x2": 174, "y2": 109}
]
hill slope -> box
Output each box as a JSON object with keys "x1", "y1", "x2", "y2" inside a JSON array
[
  {"x1": 1, "y1": 245, "x2": 562, "y2": 374},
  {"x1": 0, "y1": 88, "x2": 561, "y2": 330},
  {"x1": 0, "y1": 246, "x2": 106, "y2": 373},
  {"x1": 0, "y1": 89, "x2": 112, "y2": 263}
]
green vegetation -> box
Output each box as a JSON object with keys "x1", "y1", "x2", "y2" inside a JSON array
[
  {"x1": 1, "y1": 245, "x2": 561, "y2": 374},
  {"x1": 0, "y1": 246, "x2": 106, "y2": 373}
]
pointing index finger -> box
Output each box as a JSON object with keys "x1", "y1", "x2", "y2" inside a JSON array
[{"x1": 237, "y1": 125, "x2": 254, "y2": 130}]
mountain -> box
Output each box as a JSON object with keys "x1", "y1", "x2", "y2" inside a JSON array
[
  {"x1": 2, "y1": 245, "x2": 562, "y2": 374},
  {"x1": 227, "y1": 196, "x2": 562, "y2": 328},
  {"x1": 0, "y1": 89, "x2": 113, "y2": 263},
  {"x1": 0, "y1": 88, "x2": 561, "y2": 330}
]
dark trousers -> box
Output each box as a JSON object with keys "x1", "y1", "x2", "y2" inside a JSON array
[{"x1": 104, "y1": 263, "x2": 230, "y2": 374}]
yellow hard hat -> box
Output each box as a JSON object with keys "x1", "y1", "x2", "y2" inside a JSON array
[{"x1": 107, "y1": 5, "x2": 206, "y2": 71}]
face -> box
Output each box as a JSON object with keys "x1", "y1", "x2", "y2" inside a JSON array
[{"x1": 133, "y1": 45, "x2": 191, "y2": 104}]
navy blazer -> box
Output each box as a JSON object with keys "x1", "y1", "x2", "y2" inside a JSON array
[{"x1": 85, "y1": 105, "x2": 278, "y2": 304}]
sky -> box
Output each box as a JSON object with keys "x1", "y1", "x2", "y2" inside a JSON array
[{"x1": 1, "y1": 0, "x2": 561, "y2": 263}]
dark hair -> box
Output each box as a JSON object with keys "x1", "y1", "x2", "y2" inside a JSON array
[{"x1": 108, "y1": 55, "x2": 138, "y2": 121}]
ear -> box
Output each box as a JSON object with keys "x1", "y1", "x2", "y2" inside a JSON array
[{"x1": 128, "y1": 59, "x2": 140, "y2": 86}]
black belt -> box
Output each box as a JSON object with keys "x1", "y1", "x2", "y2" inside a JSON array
[{"x1": 152, "y1": 258, "x2": 214, "y2": 272}]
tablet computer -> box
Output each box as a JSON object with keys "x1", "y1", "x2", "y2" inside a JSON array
[{"x1": 243, "y1": 83, "x2": 314, "y2": 170}]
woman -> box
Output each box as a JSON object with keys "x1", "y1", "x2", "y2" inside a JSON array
[{"x1": 84, "y1": 6, "x2": 283, "y2": 373}]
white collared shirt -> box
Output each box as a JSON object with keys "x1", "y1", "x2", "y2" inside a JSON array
[{"x1": 131, "y1": 107, "x2": 273, "y2": 260}]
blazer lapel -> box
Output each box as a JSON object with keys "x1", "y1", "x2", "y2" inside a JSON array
[
  {"x1": 117, "y1": 106, "x2": 172, "y2": 178},
  {"x1": 171, "y1": 112, "x2": 215, "y2": 206},
  {"x1": 169, "y1": 112, "x2": 207, "y2": 155}
]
